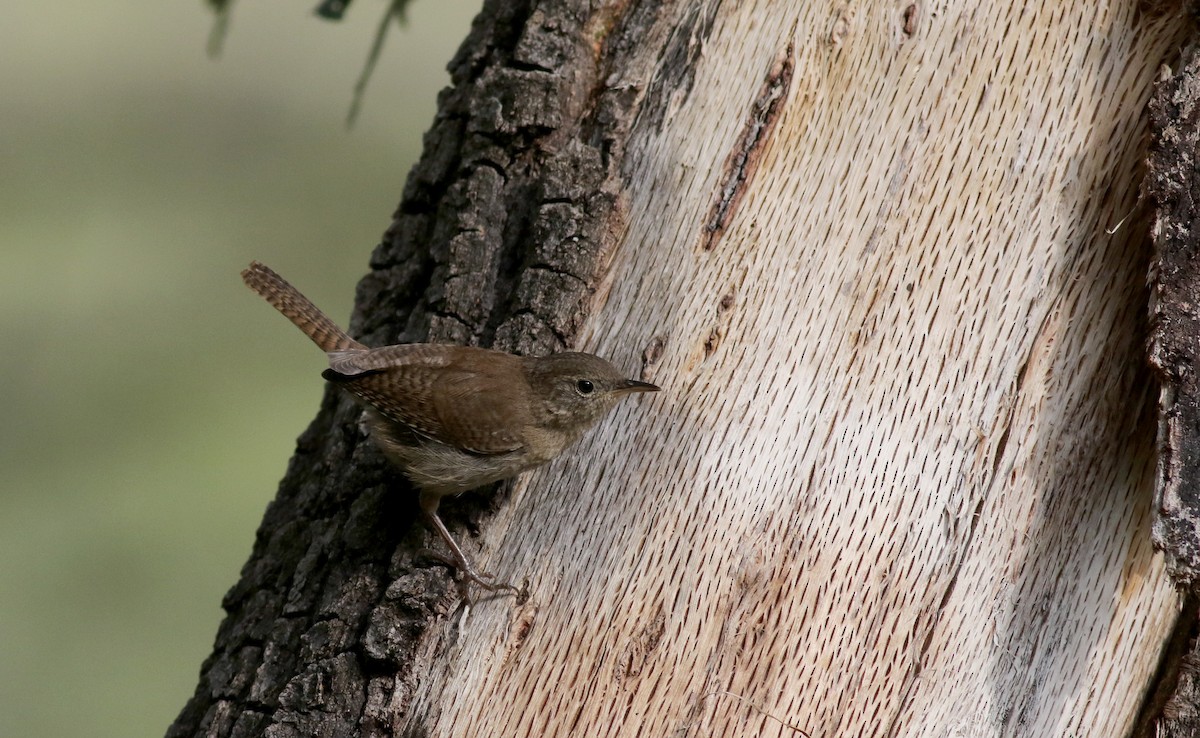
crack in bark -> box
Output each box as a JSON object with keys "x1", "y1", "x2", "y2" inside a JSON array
[{"x1": 701, "y1": 35, "x2": 795, "y2": 251}]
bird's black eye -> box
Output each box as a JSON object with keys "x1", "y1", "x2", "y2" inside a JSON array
[{"x1": 575, "y1": 379, "x2": 595, "y2": 395}]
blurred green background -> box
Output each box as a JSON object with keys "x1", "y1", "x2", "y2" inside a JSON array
[{"x1": 0, "y1": 2, "x2": 476, "y2": 735}]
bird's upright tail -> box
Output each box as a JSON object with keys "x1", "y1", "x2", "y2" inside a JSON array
[{"x1": 242, "y1": 261, "x2": 365, "y2": 353}]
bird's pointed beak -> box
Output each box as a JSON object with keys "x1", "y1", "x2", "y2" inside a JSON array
[{"x1": 615, "y1": 379, "x2": 660, "y2": 394}]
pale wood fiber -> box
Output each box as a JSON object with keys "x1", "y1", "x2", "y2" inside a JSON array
[{"x1": 400, "y1": 3, "x2": 1189, "y2": 736}]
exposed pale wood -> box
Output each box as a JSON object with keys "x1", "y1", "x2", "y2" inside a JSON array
[{"x1": 396, "y1": 3, "x2": 1189, "y2": 737}]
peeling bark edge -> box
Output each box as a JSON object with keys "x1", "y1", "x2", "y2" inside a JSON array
[
  {"x1": 1144, "y1": 32, "x2": 1200, "y2": 738},
  {"x1": 1148, "y1": 43, "x2": 1200, "y2": 587},
  {"x1": 701, "y1": 34, "x2": 795, "y2": 251}
]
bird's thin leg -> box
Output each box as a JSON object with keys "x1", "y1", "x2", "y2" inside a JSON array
[{"x1": 419, "y1": 490, "x2": 518, "y2": 595}]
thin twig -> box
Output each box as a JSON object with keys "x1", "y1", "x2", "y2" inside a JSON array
[
  {"x1": 346, "y1": 0, "x2": 408, "y2": 128},
  {"x1": 703, "y1": 690, "x2": 812, "y2": 737}
]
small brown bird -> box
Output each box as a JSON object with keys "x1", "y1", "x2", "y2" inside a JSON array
[{"x1": 242, "y1": 262, "x2": 658, "y2": 591}]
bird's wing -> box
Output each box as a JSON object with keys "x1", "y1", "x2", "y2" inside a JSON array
[
  {"x1": 429, "y1": 366, "x2": 530, "y2": 455},
  {"x1": 324, "y1": 345, "x2": 528, "y2": 455},
  {"x1": 327, "y1": 344, "x2": 452, "y2": 376}
]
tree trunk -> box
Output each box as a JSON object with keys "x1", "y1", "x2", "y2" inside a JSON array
[
  {"x1": 170, "y1": 2, "x2": 1199, "y2": 737},
  {"x1": 1146, "y1": 38, "x2": 1200, "y2": 738}
]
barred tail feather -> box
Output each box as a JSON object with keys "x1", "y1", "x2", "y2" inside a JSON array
[{"x1": 241, "y1": 261, "x2": 364, "y2": 353}]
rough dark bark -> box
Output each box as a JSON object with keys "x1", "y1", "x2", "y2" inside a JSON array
[
  {"x1": 1149, "y1": 42, "x2": 1200, "y2": 587},
  {"x1": 168, "y1": 2, "x2": 705, "y2": 736},
  {"x1": 1146, "y1": 35, "x2": 1200, "y2": 738}
]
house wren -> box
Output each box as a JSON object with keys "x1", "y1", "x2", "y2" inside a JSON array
[{"x1": 241, "y1": 262, "x2": 658, "y2": 591}]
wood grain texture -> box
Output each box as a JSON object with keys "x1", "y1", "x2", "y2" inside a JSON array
[{"x1": 394, "y1": 3, "x2": 1190, "y2": 737}]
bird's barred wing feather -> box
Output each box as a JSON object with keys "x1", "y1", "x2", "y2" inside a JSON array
[
  {"x1": 327, "y1": 344, "x2": 453, "y2": 376},
  {"x1": 430, "y1": 368, "x2": 530, "y2": 455},
  {"x1": 324, "y1": 345, "x2": 529, "y2": 455}
]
